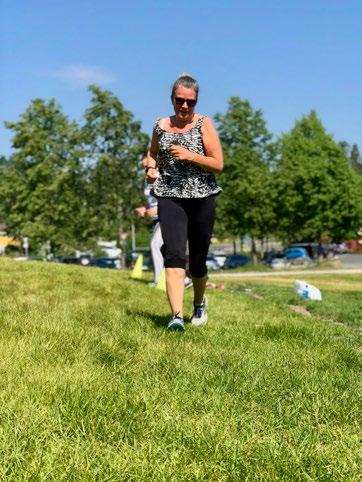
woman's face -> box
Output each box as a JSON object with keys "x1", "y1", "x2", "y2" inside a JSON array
[{"x1": 172, "y1": 86, "x2": 197, "y2": 122}]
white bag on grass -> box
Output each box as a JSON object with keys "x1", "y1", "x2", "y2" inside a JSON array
[{"x1": 294, "y1": 280, "x2": 322, "y2": 301}]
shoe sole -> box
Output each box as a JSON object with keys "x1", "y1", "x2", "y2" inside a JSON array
[
  {"x1": 191, "y1": 317, "x2": 207, "y2": 326},
  {"x1": 167, "y1": 320, "x2": 185, "y2": 332}
]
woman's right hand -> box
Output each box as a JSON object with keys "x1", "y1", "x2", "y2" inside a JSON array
[{"x1": 146, "y1": 167, "x2": 159, "y2": 183}]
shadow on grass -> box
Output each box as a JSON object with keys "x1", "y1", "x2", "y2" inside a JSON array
[
  {"x1": 125, "y1": 308, "x2": 169, "y2": 329},
  {"x1": 129, "y1": 278, "x2": 151, "y2": 286}
]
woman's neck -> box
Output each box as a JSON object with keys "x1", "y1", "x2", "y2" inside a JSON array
[{"x1": 170, "y1": 114, "x2": 195, "y2": 129}]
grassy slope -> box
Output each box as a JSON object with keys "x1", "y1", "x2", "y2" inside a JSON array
[{"x1": 0, "y1": 258, "x2": 360, "y2": 481}]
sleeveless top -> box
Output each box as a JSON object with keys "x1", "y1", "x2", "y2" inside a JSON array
[{"x1": 151, "y1": 115, "x2": 222, "y2": 199}]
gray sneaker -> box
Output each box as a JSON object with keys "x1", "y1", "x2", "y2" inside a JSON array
[
  {"x1": 167, "y1": 315, "x2": 185, "y2": 332},
  {"x1": 184, "y1": 276, "x2": 193, "y2": 289},
  {"x1": 191, "y1": 296, "x2": 208, "y2": 326}
]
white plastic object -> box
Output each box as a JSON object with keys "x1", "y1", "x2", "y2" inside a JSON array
[{"x1": 294, "y1": 280, "x2": 322, "y2": 301}]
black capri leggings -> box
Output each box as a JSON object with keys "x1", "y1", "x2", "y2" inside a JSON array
[{"x1": 157, "y1": 195, "x2": 216, "y2": 278}]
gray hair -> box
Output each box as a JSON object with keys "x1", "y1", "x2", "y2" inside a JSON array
[{"x1": 171, "y1": 73, "x2": 199, "y2": 100}]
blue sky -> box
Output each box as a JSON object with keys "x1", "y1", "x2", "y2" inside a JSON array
[{"x1": 1, "y1": 0, "x2": 361, "y2": 156}]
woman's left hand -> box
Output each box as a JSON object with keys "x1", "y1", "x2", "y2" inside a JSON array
[{"x1": 169, "y1": 144, "x2": 193, "y2": 161}]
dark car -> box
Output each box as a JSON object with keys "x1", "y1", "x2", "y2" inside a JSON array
[
  {"x1": 89, "y1": 257, "x2": 120, "y2": 269},
  {"x1": 262, "y1": 251, "x2": 285, "y2": 266},
  {"x1": 223, "y1": 254, "x2": 250, "y2": 269},
  {"x1": 57, "y1": 255, "x2": 91, "y2": 266}
]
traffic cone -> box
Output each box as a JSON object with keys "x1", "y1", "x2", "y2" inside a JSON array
[
  {"x1": 155, "y1": 268, "x2": 166, "y2": 291},
  {"x1": 131, "y1": 254, "x2": 143, "y2": 279}
]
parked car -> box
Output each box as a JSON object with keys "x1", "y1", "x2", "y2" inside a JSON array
[
  {"x1": 262, "y1": 251, "x2": 285, "y2": 266},
  {"x1": 89, "y1": 257, "x2": 120, "y2": 269},
  {"x1": 223, "y1": 254, "x2": 250, "y2": 269},
  {"x1": 333, "y1": 242, "x2": 348, "y2": 254},
  {"x1": 284, "y1": 247, "x2": 312, "y2": 266},
  {"x1": 320, "y1": 243, "x2": 336, "y2": 258},
  {"x1": 57, "y1": 255, "x2": 90, "y2": 266},
  {"x1": 285, "y1": 247, "x2": 309, "y2": 260},
  {"x1": 211, "y1": 252, "x2": 227, "y2": 268},
  {"x1": 270, "y1": 257, "x2": 290, "y2": 269},
  {"x1": 206, "y1": 254, "x2": 221, "y2": 271},
  {"x1": 287, "y1": 243, "x2": 321, "y2": 260}
]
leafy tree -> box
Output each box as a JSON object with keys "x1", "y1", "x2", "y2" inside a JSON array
[
  {"x1": 214, "y1": 97, "x2": 276, "y2": 259},
  {"x1": 82, "y1": 86, "x2": 149, "y2": 253},
  {"x1": 0, "y1": 155, "x2": 8, "y2": 166},
  {"x1": 275, "y1": 111, "x2": 362, "y2": 242},
  {"x1": 339, "y1": 141, "x2": 362, "y2": 175},
  {"x1": 0, "y1": 156, "x2": 9, "y2": 224},
  {"x1": 350, "y1": 144, "x2": 362, "y2": 175},
  {"x1": 1, "y1": 99, "x2": 87, "y2": 253}
]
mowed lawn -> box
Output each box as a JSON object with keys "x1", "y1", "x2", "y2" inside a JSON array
[{"x1": 0, "y1": 259, "x2": 360, "y2": 481}]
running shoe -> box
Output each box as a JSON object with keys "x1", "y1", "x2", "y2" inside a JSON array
[
  {"x1": 191, "y1": 296, "x2": 208, "y2": 326},
  {"x1": 167, "y1": 314, "x2": 185, "y2": 332},
  {"x1": 184, "y1": 276, "x2": 193, "y2": 289}
]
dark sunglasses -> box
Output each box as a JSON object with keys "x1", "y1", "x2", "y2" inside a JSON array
[{"x1": 174, "y1": 97, "x2": 197, "y2": 107}]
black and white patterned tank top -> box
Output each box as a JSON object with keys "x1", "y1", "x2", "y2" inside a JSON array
[{"x1": 152, "y1": 115, "x2": 222, "y2": 199}]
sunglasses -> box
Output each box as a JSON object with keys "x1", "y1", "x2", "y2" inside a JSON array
[{"x1": 174, "y1": 97, "x2": 197, "y2": 107}]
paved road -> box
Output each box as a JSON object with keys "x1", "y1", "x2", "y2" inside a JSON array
[
  {"x1": 208, "y1": 253, "x2": 362, "y2": 279},
  {"x1": 339, "y1": 254, "x2": 362, "y2": 268},
  {"x1": 212, "y1": 268, "x2": 362, "y2": 279}
]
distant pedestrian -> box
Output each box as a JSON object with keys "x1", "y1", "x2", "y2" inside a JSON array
[{"x1": 135, "y1": 161, "x2": 164, "y2": 286}]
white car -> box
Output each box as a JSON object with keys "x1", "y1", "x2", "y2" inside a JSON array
[
  {"x1": 212, "y1": 253, "x2": 227, "y2": 268},
  {"x1": 271, "y1": 257, "x2": 290, "y2": 269}
]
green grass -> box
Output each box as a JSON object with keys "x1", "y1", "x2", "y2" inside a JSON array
[
  {"x1": 0, "y1": 258, "x2": 360, "y2": 481},
  {"x1": 218, "y1": 274, "x2": 362, "y2": 327}
]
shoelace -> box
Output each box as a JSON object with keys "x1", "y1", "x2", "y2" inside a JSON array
[{"x1": 193, "y1": 303, "x2": 205, "y2": 318}]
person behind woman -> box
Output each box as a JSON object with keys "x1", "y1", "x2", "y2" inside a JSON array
[
  {"x1": 135, "y1": 188, "x2": 164, "y2": 287},
  {"x1": 146, "y1": 73, "x2": 223, "y2": 331},
  {"x1": 136, "y1": 157, "x2": 193, "y2": 289}
]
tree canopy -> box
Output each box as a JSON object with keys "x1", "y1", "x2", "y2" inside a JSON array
[
  {"x1": 1, "y1": 98, "x2": 88, "y2": 253},
  {"x1": 215, "y1": 97, "x2": 276, "y2": 245},
  {"x1": 274, "y1": 111, "x2": 362, "y2": 242},
  {"x1": 82, "y1": 85, "x2": 149, "y2": 242},
  {"x1": 1, "y1": 91, "x2": 361, "y2": 256}
]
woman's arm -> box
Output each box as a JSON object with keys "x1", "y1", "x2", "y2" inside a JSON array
[
  {"x1": 145, "y1": 128, "x2": 159, "y2": 181},
  {"x1": 147, "y1": 128, "x2": 158, "y2": 166},
  {"x1": 169, "y1": 117, "x2": 224, "y2": 173}
]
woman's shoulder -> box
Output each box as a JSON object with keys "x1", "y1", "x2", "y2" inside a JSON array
[
  {"x1": 199, "y1": 115, "x2": 217, "y2": 132},
  {"x1": 153, "y1": 117, "x2": 170, "y2": 132},
  {"x1": 198, "y1": 115, "x2": 212, "y2": 125}
]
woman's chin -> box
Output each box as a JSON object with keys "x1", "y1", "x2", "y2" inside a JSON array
[{"x1": 176, "y1": 111, "x2": 193, "y2": 122}]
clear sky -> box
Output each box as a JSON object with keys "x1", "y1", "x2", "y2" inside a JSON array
[{"x1": 1, "y1": 0, "x2": 361, "y2": 156}]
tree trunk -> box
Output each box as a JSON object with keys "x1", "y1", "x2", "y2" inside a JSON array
[
  {"x1": 233, "y1": 238, "x2": 237, "y2": 255},
  {"x1": 119, "y1": 229, "x2": 128, "y2": 269},
  {"x1": 251, "y1": 237, "x2": 258, "y2": 264},
  {"x1": 260, "y1": 238, "x2": 265, "y2": 259}
]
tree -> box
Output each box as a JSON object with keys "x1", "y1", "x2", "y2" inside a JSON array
[
  {"x1": 275, "y1": 111, "x2": 362, "y2": 242},
  {"x1": 0, "y1": 156, "x2": 10, "y2": 224},
  {"x1": 350, "y1": 144, "x2": 362, "y2": 175},
  {"x1": 82, "y1": 85, "x2": 149, "y2": 257},
  {"x1": 214, "y1": 97, "x2": 276, "y2": 259},
  {"x1": 339, "y1": 142, "x2": 362, "y2": 175},
  {"x1": 1, "y1": 98, "x2": 88, "y2": 253}
]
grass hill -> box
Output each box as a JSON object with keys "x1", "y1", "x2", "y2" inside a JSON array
[{"x1": 0, "y1": 258, "x2": 360, "y2": 480}]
